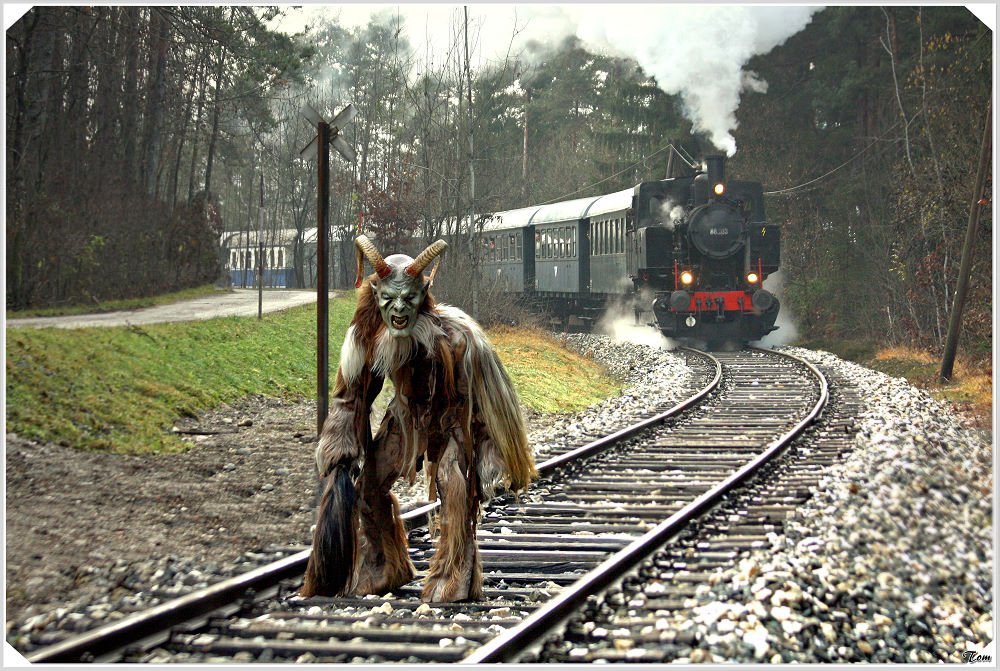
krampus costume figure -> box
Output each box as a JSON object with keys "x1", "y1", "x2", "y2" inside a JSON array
[{"x1": 301, "y1": 235, "x2": 536, "y2": 602}]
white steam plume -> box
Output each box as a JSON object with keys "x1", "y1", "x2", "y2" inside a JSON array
[
  {"x1": 657, "y1": 198, "x2": 687, "y2": 231},
  {"x1": 757, "y1": 270, "x2": 799, "y2": 347},
  {"x1": 278, "y1": 4, "x2": 819, "y2": 155},
  {"x1": 568, "y1": 5, "x2": 819, "y2": 156},
  {"x1": 596, "y1": 300, "x2": 677, "y2": 351}
]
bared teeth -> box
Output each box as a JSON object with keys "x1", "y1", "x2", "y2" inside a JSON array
[{"x1": 391, "y1": 316, "x2": 408, "y2": 328}]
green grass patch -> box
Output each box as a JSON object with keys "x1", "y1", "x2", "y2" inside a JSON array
[
  {"x1": 6, "y1": 284, "x2": 224, "y2": 319},
  {"x1": 489, "y1": 327, "x2": 623, "y2": 413},
  {"x1": 6, "y1": 303, "x2": 622, "y2": 454},
  {"x1": 6, "y1": 300, "x2": 354, "y2": 454}
]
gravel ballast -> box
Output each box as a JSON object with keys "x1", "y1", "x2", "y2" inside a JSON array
[{"x1": 5, "y1": 337, "x2": 993, "y2": 663}]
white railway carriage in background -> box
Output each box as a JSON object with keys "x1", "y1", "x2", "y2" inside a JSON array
[{"x1": 220, "y1": 228, "x2": 356, "y2": 290}]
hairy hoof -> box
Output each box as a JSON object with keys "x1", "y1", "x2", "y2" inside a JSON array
[
  {"x1": 421, "y1": 542, "x2": 482, "y2": 603},
  {"x1": 351, "y1": 560, "x2": 416, "y2": 597},
  {"x1": 420, "y1": 572, "x2": 484, "y2": 603}
]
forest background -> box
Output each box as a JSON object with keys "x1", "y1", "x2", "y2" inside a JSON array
[{"x1": 5, "y1": 4, "x2": 993, "y2": 366}]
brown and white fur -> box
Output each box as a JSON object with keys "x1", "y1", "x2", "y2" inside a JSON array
[{"x1": 301, "y1": 276, "x2": 536, "y2": 602}]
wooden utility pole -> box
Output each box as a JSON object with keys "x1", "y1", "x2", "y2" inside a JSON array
[
  {"x1": 316, "y1": 122, "x2": 330, "y2": 431},
  {"x1": 301, "y1": 103, "x2": 357, "y2": 435},
  {"x1": 464, "y1": 6, "x2": 479, "y2": 318},
  {"x1": 940, "y1": 102, "x2": 991, "y2": 382},
  {"x1": 257, "y1": 171, "x2": 264, "y2": 319},
  {"x1": 522, "y1": 89, "x2": 529, "y2": 201}
]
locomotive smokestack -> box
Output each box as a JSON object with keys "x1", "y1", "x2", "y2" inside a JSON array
[
  {"x1": 705, "y1": 154, "x2": 725, "y2": 187},
  {"x1": 705, "y1": 154, "x2": 726, "y2": 199}
]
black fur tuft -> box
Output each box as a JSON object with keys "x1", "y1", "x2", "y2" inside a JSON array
[{"x1": 301, "y1": 464, "x2": 357, "y2": 597}]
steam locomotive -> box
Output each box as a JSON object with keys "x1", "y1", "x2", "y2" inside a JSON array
[{"x1": 476, "y1": 154, "x2": 780, "y2": 348}]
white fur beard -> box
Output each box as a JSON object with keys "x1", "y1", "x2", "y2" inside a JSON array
[{"x1": 371, "y1": 313, "x2": 442, "y2": 378}]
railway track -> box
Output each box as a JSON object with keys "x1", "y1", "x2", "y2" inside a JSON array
[{"x1": 26, "y1": 347, "x2": 838, "y2": 664}]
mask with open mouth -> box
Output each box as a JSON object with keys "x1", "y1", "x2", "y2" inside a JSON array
[{"x1": 355, "y1": 235, "x2": 448, "y2": 338}]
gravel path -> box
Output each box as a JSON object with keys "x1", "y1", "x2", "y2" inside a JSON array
[
  {"x1": 5, "y1": 338, "x2": 993, "y2": 664},
  {"x1": 5, "y1": 289, "x2": 322, "y2": 329}
]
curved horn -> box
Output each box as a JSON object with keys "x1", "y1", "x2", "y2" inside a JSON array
[
  {"x1": 406, "y1": 239, "x2": 448, "y2": 277},
  {"x1": 355, "y1": 234, "x2": 391, "y2": 278}
]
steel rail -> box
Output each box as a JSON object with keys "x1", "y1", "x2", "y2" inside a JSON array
[
  {"x1": 26, "y1": 349, "x2": 721, "y2": 663},
  {"x1": 535, "y1": 347, "x2": 721, "y2": 476},
  {"x1": 462, "y1": 348, "x2": 829, "y2": 664}
]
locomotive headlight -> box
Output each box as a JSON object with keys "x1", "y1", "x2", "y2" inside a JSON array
[
  {"x1": 746, "y1": 272, "x2": 759, "y2": 284},
  {"x1": 680, "y1": 270, "x2": 694, "y2": 285},
  {"x1": 713, "y1": 182, "x2": 726, "y2": 196},
  {"x1": 685, "y1": 316, "x2": 697, "y2": 328}
]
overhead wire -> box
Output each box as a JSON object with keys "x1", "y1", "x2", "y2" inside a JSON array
[
  {"x1": 535, "y1": 143, "x2": 695, "y2": 205},
  {"x1": 763, "y1": 118, "x2": 904, "y2": 197}
]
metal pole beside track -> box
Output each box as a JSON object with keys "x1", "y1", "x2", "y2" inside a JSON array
[{"x1": 316, "y1": 122, "x2": 330, "y2": 436}]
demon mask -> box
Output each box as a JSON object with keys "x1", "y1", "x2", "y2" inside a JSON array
[{"x1": 355, "y1": 235, "x2": 448, "y2": 338}]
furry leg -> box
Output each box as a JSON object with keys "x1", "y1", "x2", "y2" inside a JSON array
[
  {"x1": 301, "y1": 464, "x2": 358, "y2": 597},
  {"x1": 351, "y1": 410, "x2": 416, "y2": 596},
  {"x1": 422, "y1": 432, "x2": 483, "y2": 602}
]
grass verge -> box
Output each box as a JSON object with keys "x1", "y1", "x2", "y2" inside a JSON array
[
  {"x1": 489, "y1": 326, "x2": 622, "y2": 413},
  {"x1": 800, "y1": 337, "x2": 992, "y2": 428},
  {"x1": 5, "y1": 300, "x2": 620, "y2": 454}
]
